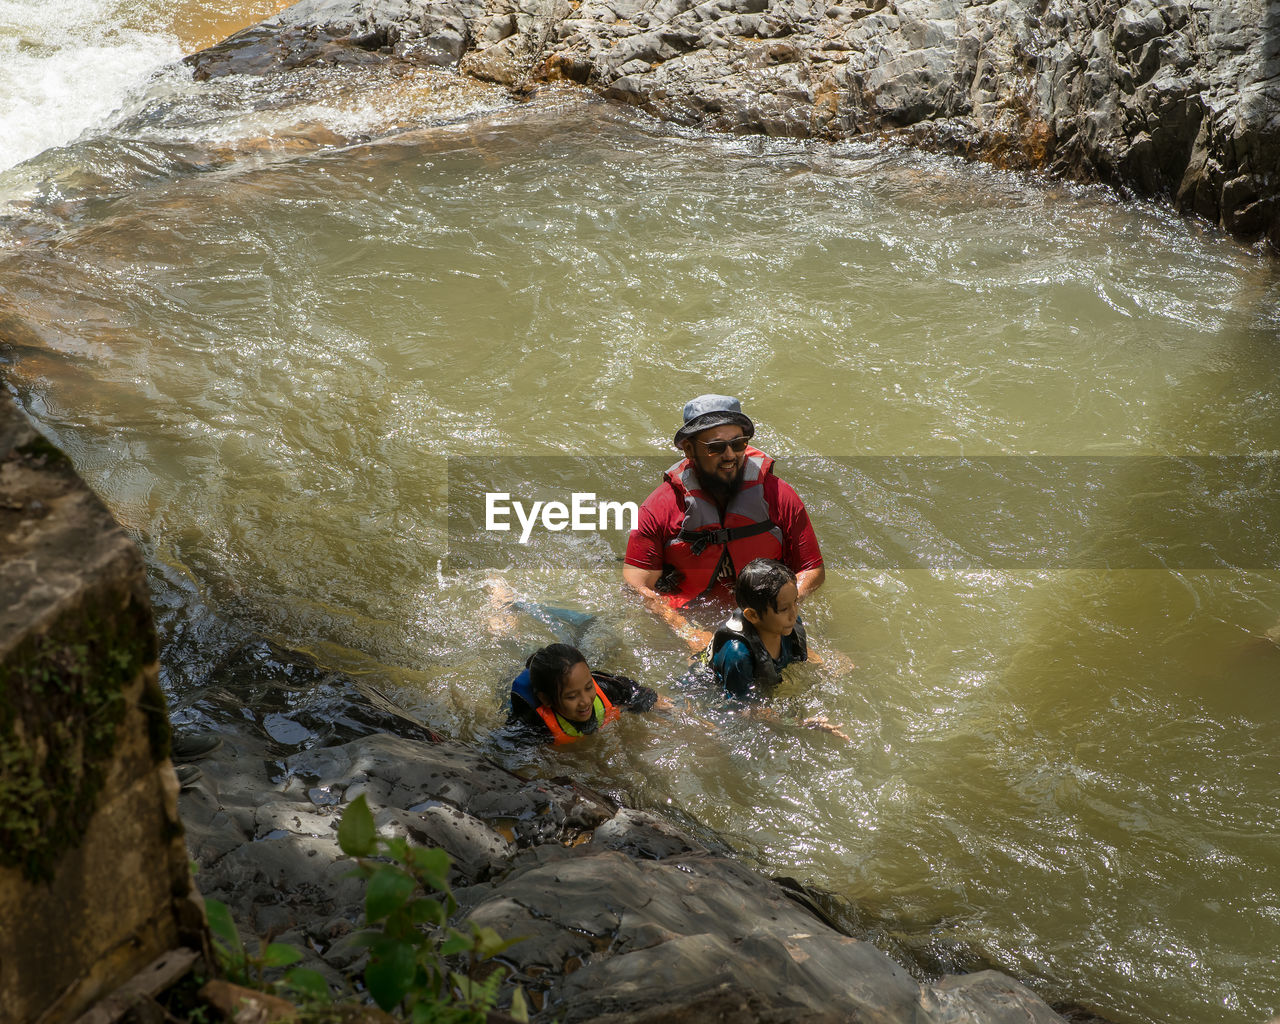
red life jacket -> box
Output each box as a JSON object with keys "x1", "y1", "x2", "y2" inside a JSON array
[
  {"x1": 534, "y1": 679, "x2": 620, "y2": 744},
  {"x1": 658, "y1": 447, "x2": 785, "y2": 609}
]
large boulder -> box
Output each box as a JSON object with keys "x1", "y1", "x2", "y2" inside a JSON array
[{"x1": 0, "y1": 395, "x2": 204, "y2": 1024}]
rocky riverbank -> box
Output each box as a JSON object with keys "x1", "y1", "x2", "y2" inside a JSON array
[
  {"x1": 178, "y1": 649, "x2": 1082, "y2": 1023},
  {"x1": 0, "y1": 396, "x2": 203, "y2": 1024},
  {"x1": 189, "y1": 0, "x2": 1280, "y2": 250}
]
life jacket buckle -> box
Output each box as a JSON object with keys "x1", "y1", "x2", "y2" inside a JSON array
[{"x1": 689, "y1": 528, "x2": 730, "y2": 556}]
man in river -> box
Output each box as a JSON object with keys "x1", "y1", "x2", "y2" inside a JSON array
[{"x1": 623, "y1": 395, "x2": 825, "y2": 651}]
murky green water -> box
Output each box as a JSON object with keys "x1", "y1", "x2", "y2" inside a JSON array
[{"x1": 1, "y1": 39, "x2": 1278, "y2": 1024}]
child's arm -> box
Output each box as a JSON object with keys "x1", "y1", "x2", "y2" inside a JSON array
[
  {"x1": 506, "y1": 698, "x2": 555, "y2": 743},
  {"x1": 802, "y1": 715, "x2": 851, "y2": 741},
  {"x1": 597, "y1": 673, "x2": 673, "y2": 712},
  {"x1": 807, "y1": 646, "x2": 855, "y2": 672}
]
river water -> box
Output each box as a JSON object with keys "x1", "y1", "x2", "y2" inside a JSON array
[{"x1": 1, "y1": 3, "x2": 1278, "y2": 1023}]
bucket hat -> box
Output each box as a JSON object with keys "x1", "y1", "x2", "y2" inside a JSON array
[{"x1": 673, "y1": 394, "x2": 755, "y2": 446}]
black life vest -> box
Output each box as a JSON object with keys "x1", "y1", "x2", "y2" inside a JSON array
[{"x1": 710, "y1": 611, "x2": 808, "y2": 688}]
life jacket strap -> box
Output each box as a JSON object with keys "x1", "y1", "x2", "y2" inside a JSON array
[{"x1": 678, "y1": 518, "x2": 779, "y2": 557}]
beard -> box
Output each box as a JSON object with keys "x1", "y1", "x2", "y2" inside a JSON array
[{"x1": 694, "y1": 460, "x2": 745, "y2": 507}]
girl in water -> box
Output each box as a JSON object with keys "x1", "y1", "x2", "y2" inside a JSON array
[{"x1": 508, "y1": 643, "x2": 669, "y2": 744}]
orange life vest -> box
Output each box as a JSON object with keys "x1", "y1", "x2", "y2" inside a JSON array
[{"x1": 534, "y1": 679, "x2": 620, "y2": 744}]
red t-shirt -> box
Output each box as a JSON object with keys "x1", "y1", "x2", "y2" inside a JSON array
[{"x1": 624, "y1": 470, "x2": 824, "y2": 580}]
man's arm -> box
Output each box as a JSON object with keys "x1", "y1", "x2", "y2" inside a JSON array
[
  {"x1": 621, "y1": 564, "x2": 714, "y2": 652},
  {"x1": 771, "y1": 479, "x2": 846, "y2": 667},
  {"x1": 623, "y1": 485, "x2": 716, "y2": 652},
  {"x1": 797, "y1": 565, "x2": 825, "y2": 601},
  {"x1": 771, "y1": 478, "x2": 824, "y2": 600}
]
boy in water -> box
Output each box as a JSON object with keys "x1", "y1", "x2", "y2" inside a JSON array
[
  {"x1": 509, "y1": 643, "x2": 668, "y2": 744},
  {"x1": 711, "y1": 559, "x2": 808, "y2": 700},
  {"x1": 709, "y1": 559, "x2": 848, "y2": 739}
]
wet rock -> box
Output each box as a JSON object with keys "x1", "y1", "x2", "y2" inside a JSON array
[
  {"x1": 589, "y1": 806, "x2": 708, "y2": 858},
  {"x1": 378, "y1": 804, "x2": 515, "y2": 881},
  {"x1": 179, "y1": 696, "x2": 1075, "y2": 1024},
  {"x1": 190, "y1": 0, "x2": 1279, "y2": 246},
  {"x1": 921, "y1": 970, "x2": 1067, "y2": 1023},
  {"x1": 0, "y1": 397, "x2": 202, "y2": 1024}
]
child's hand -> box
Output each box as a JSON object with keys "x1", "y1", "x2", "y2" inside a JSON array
[
  {"x1": 653, "y1": 694, "x2": 675, "y2": 711},
  {"x1": 810, "y1": 648, "x2": 855, "y2": 673},
  {"x1": 803, "y1": 715, "x2": 851, "y2": 742}
]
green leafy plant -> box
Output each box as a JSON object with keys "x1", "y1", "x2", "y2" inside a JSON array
[
  {"x1": 201, "y1": 797, "x2": 528, "y2": 1022},
  {"x1": 205, "y1": 897, "x2": 331, "y2": 1003},
  {"x1": 337, "y1": 794, "x2": 526, "y2": 1023}
]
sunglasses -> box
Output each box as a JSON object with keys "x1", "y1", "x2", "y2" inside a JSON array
[{"x1": 697, "y1": 435, "x2": 750, "y2": 455}]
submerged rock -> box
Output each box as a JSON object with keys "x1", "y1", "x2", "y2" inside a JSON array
[{"x1": 190, "y1": 0, "x2": 1280, "y2": 250}]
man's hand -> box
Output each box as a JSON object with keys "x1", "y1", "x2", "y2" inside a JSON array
[
  {"x1": 684, "y1": 628, "x2": 714, "y2": 653},
  {"x1": 623, "y1": 563, "x2": 708, "y2": 650}
]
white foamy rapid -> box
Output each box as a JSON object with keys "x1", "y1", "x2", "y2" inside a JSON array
[{"x1": 0, "y1": 0, "x2": 180, "y2": 171}]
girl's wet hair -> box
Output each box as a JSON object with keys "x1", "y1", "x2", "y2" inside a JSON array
[
  {"x1": 735, "y1": 558, "x2": 797, "y2": 616},
  {"x1": 526, "y1": 643, "x2": 588, "y2": 704}
]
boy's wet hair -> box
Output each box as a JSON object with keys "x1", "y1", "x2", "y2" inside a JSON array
[
  {"x1": 527, "y1": 643, "x2": 587, "y2": 704},
  {"x1": 735, "y1": 559, "x2": 797, "y2": 616}
]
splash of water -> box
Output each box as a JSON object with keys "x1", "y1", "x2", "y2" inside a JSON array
[{"x1": 0, "y1": 0, "x2": 180, "y2": 171}]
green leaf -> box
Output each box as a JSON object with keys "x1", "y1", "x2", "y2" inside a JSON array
[
  {"x1": 381, "y1": 907, "x2": 416, "y2": 943},
  {"x1": 407, "y1": 846, "x2": 452, "y2": 889},
  {"x1": 261, "y1": 942, "x2": 303, "y2": 968},
  {"x1": 385, "y1": 836, "x2": 410, "y2": 863},
  {"x1": 283, "y1": 967, "x2": 331, "y2": 1003},
  {"x1": 451, "y1": 968, "x2": 504, "y2": 1012},
  {"x1": 451, "y1": 971, "x2": 476, "y2": 1002},
  {"x1": 204, "y1": 899, "x2": 243, "y2": 955},
  {"x1": 347, "y1": 930, "x2": 381, "y2": 951},
  {"x1": 471, "y1": 925, "x2": 518, "y2": 960},
  {"x1": 439, "y1": 931, "x2": 474, "y2": 957},
  {"x1": 408, "y1": 896, "x2": 447, "y2": 927},
  {"x1": 510, "y1": 985, "x2": 530, "y2": 1023},
  {"x1": 337, "y1": 793, "x2": 378, "y2": 858},
  {"x1": 366, "y1": 865, "x2": 417, "y2": 923},
  {"x1": 365, "y1": 938, "x2": 416, "y2": 1011}
]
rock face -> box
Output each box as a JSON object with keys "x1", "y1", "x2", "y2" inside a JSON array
[
  {"x1": 183, "y1": 718, "x2": 1069, "y2": 1023},
  {"x1": 0, "y1": 396, "x2": 204, "y2": 1024},
  {"x1": 191, "y1": 0, "x2": 1280, "y2": 249}
]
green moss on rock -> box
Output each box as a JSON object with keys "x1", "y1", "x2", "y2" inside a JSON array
[{"x1": 0, "y1": 590, "x2": 157, "y2": 883}]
